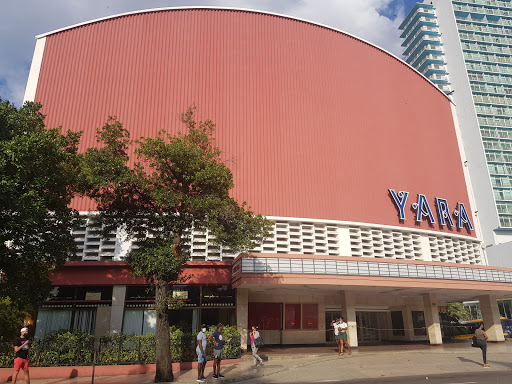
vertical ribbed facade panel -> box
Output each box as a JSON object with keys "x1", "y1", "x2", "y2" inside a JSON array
[{"x1": 34, "y1": 9, "x2": 473, "y2": 237}]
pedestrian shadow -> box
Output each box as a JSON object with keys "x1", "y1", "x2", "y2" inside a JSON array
[
  {"x1": 220, "y1": 365, "x2": 237, "y2": 375},
  {"x1": 457, "y1": 356, "x2": 482, "y2": 366}
]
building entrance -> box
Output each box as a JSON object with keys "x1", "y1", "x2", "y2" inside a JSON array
[
  {"x1": 356, "y1": 310, "x2": 392, "y2": 344},
  {"x1": 325, "y1": 311, "x2": 341, "y2": 342},
  {"x1": 356, "y1": 311, "x2": 380, "y2": 344}
]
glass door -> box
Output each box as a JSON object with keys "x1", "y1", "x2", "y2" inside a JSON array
[{"x1": 356, "y1": 311, "x2": 380, "y2": 343}]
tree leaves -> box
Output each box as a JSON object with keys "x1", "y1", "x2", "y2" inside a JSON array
[
  {"x1": 82, "y1": 106, "x2": 273, "y2": 283},
  {"x1": 128, "y1": 238, "x2": 186, "y2": 286},
  {"x1": 446, "y1": 302, "x2": 472, "y2": 323},
  {"x1": 0, "y1": 99, "x2": 82, "y2": 309},
  {"x1": 0, "y1": 298, "x2": 29, "y2": 341}
]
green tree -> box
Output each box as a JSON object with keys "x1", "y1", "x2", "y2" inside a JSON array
[
  {"x1": 0, "y1": 99, "x2": 82, "y2": 309},
  {"x1": 0, "y1": 298, "x2": 29, "y2": 341},
  {"x1": 446, "y1": 302, "x2": 471, "y2": 322},
  {"x1": 82, "y1": 107, "x2": 272, "y2": 382}
]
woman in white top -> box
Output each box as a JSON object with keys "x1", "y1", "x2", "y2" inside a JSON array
[{"x1": 250, "y1": 326, "x2": 264, "y2": 366}]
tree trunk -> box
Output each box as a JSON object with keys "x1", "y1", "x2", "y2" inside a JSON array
[{"x1": 155, "y1": 279, "x2": 173, "y2": 383}]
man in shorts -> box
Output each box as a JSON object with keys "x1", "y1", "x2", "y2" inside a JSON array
[
  {"x1": 339, "y1": 317, "x2": 352, "y2": 356},
  {"x1": 13, "y1": 327, "x2": 30, "y2": 384},
  {"x1": 209, "y1": 323, "x2": 225, "y2": 379},
  {"x1": 196, "y1": 324, "x2": 208, "y2": 383},
  {"x1": 330, "y1": 318, "x2": 342, "y2": 355}
]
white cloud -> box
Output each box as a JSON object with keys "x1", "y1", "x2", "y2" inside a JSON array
[
  {"x1": 0, "y1": 0, "x2": 405, "y2": 106},
  {"x1": 273, "y1": 0, "x2": 406, "y2": 55}
]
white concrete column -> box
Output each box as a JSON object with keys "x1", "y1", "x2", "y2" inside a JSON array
[
  {"x1": 420, "y1": 235, "x2": 432, "y2": 262},
  {"x1": 402, "y1": 307, "x2": 416, "y2": 341},
  {"x1": 110, "y1": 285, "x2": 127, "y2": 333},
  {"x1": 337, "y1": 227, "x2": 352, "y2": 256},
  {"x1": 95, "y1": 306, "x2": 112, "y2": 337},
  {"x1": 423, "y1": 293, "x2": 443, "y2": 345},
  {"x1": 237, "y1": 288, "x2": 249, "y2": 351},
  {"x1": 479, "y1": 295, "x2": 505, "y2": 342},
  {"x1": 318, "y1": 301, "x2": 326, "y2": 344},
  {"x1": 340, "y1": 290, "x2": 358, "y2": 347},
  {"x1": 95, "y1": 306, "x2": 112, "y2": 349},
  {"x1": 23, "y1": 36, "x2": 46, "y2": 103}
]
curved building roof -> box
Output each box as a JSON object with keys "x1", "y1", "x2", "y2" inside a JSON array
[
  {"x1": 34, "y1": 7, "x2": 447, "y2": 99},
  {"x1": 28, "y1": 7, "x2": 473, "y2": 237}
]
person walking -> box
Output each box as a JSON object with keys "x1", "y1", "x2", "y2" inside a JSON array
[
  {"x1": 12, "y1": 327, "x2": 30, "y2": 384},
  {"x1": 209, "y1": 324, "x2": 225, "y2": 379},
  {"x1": 250, "y1": 326, "x2": 264, "y2": 367},
  {"x1": 196, "y1": 324, "x2": 208, "y2": 383},
  {"x1": 339, "y1": 317, "x2": 352, "y2": 356},
  {"x1": 474, "y1": 323, "x2": 489, "y2": 368}
]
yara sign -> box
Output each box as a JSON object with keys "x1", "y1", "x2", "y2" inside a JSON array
[{"x1": 389, "y1": 189, "x2": 473, "y2": 231}]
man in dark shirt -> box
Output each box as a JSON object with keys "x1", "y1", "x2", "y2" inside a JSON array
[
  {"x1": 208, "y1": 323, "x2": 225, "y2": 379},
  {"x1": 13, "y1": 327, "x2": 30, "y2": 384}
]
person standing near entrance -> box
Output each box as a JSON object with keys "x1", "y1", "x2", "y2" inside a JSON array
[
  {"x1": 474, "y1": 323, "x2": 489, "y2": 368},
  {"x1": 12, "y1": 327, "x2": 30, "y2": 384},
  {"x1": 196, "y1": 324, "x2": 208, "y2": 383},
  {"x1": 209, "y1": 323, "x2": 225, "y2": 379},
  {"x1": 250, "y1": 326, "x2": 264, "y2": 366},
  {"x1": 330, "y1": 318, "x2": 342, "y2": 355},
  {"x1": 339, "y1": 317, "x2": 352, "y2": 356}
]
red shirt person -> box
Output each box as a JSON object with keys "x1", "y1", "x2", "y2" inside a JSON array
[{"x1": 12, "y1": 327, "x2": 31, "y2": 384}]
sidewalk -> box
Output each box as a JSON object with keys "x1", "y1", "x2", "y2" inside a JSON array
[
  {"x1": 8, "y1": 342, "x2": 512, "y2": 384},
  {"x1": 175, "y1": 342, "x2": 512, "y2": 383}
]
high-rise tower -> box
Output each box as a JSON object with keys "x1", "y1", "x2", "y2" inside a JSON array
[{"x1": 401, "y1": 1, "x2": 512, "y2": 266}]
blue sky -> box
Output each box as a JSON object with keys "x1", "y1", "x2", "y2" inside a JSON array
[{"x1": 0, "y1": 0, "x2": 420, "y2": 107}]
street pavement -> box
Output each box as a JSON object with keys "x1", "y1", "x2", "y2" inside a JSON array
[
  {"x1": 11, "y1": 342, "x2": 512, "y2": 384},
  {"x1": 338, "y1": 372, "x2": 510, "y2": 384}
]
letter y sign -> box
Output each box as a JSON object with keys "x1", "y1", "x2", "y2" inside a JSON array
[{"x1": 389, "y1": 189, "x2": 409, "y2": 221}]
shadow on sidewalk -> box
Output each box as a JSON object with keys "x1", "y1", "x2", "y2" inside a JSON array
[
  {"x1": 457, "y1": 355, "x2": 512, "y2": 371},
  {"x1": 457, "y1": 356, "x2": 482, "y2": 366},
  {"x1": 219, "y1": 365, "x2": 237, "y2": 375}
]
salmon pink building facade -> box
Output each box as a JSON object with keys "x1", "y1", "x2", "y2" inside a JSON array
[{"x1": 24, "y1": 7, "x2": 512, "y2": 347}]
